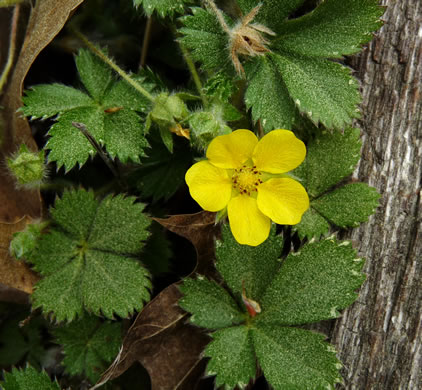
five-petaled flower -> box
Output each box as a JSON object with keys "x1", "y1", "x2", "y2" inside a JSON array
[{"x1": 185, "y1": 129, "x2": 309, "y2": 246}]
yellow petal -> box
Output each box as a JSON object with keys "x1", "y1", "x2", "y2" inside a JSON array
[
  {"x1": 207, "y1": 129, "x2": 258, "y2": 169},
  {"x1": 253, "y1": 129, "x2": 306, "y2": 173},
  {"x1": 185, "y1": 160, "x2": 232, "y2": 212},
  {"x1": 228, "y1": 194, "x2": 271, "y2": 246},
  {"x1": 257, "y1": 178, "x2": 309, "y2": 225}
]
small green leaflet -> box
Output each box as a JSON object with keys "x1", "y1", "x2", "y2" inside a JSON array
[
  {"x1": 215, "y1": 224, "x2": 283, "y2": 301},
  {"x1": 180, "y1": 0, "x2": 384, "y2": 130},
  {"x1": 293, "y1": 128, "x2": 380, "y2": 239},
  {"x1": 52, "y1": 315, "x2": 122, "y2": 383},
  {"x1": 133, "y1": 0, "x2": 193, "y2": 17},
  {"x1": 178, "y1": 7, "x2": 232, "y2": 72},
  {"x1": 22, "y1": 49, "x2": 153, "y2": 171},
  {"x1": 28, "y1": 189, "x2": 151, "y2": 322},
  {"x1": 180, "y1": 236, "x2": 364, "y2": 389},
  {"x1": 0, "y1": 366, "x2": 61, "y2": 390}
]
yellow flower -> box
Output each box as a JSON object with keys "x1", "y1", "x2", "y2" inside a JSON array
[{"x1": 185, "y1": 129, "x2": 309, "y2": 246}]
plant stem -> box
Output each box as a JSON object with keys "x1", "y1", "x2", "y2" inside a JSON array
[
  {"x1": 179, "y1": 43, "x2": 208, "y2": 107},
  {"x1": 139, "y1": 17, "x2": 153, "y2": 69},
  {"x1": 72, "y1": 29, "x2": 155, "y2": 103},
  {"x1": 0, "y1": 4, "x2": 20, "y2": 94},
  {"x1": 204, "y1": 0, "x2": 231, "y2": 35}
]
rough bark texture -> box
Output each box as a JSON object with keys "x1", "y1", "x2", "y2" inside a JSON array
[{"x1": 332, "y1": 1, "x2": 422, "y2": 389}]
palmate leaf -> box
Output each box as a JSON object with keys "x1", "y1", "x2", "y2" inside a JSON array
[
  {"x1": 52, "y1": 315, "x2": 121, "y2": 383},
  {"x1": 293, "y1": 128, "x2": 380, "y2": 239},
  {"x1": 179, "y1": 236, "x2": 364, "y2": 389},
  {"x1": 0, "y1": 366, "x2": 61, "y2": 390},
  {"x1": 22, "y1": 49, "x2": 152, "y2": 171},
  {"x1": 180, "y1": 1, "x2": 383, "y2": 130},
  {"x1": 133, "y1": 0, "x2": 193, "y2": 17},
  {"x1": 28, "y1": 189, "x2": 151, "y2": 322}
]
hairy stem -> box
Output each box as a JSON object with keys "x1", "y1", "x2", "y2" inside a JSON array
[
  {"x1": 179, "y1": 43, "x2": 208, "y2": 107},
  {"x1": 72, "y1": 29, "x2": 155, "y2": 103},
  {"x1": 0, "y1": 4, "x2": 20, "y2": 94},
  {"x1": 204, "y1": 0, "x2": 231, "y2": 35},
  {"x1": 139, "y1": 17, "x2": 153, "y2": 69}
]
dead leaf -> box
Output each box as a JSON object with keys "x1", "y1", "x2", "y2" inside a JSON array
[
  {"x1": 154, "y1": 211, "x2": 219, "y2": 276},
  {"x1": 93, "y1": 284, "x2": 210, "y2": 390},
  {"x1": 94, "y1": 212, "x2": 220, "y2": 390},
  {"x1": 0, "y1": 0, "x2": 85, "y2": 301},
  {"x1": 0, "y1": 216, "x2": 39, "y2": 295}
]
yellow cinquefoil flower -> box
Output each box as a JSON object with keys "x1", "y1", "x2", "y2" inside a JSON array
[{"x1": 185, "y1": 129, "x2": 309, "y2": 246}]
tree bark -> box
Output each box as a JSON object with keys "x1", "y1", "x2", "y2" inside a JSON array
[{"x1": 332, "y1": 1, "x2": 422, "y2": 388}]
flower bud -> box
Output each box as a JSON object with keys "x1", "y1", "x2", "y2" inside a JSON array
[{"x1": 7, "y1": 144, "x2": 46, "y2": 188}]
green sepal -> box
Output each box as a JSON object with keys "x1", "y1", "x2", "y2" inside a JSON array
[
  {"x1": 52, "y1": 315, "x2": 122, "y2": 383},
  {"x1": 10, "y1": 221, "x2": 49, "y2": 260},
  {"x1": 188, "y1": 110, "x2": 231, "y2": 150},
  {"x1": 257, "y1": 238, "x2": 365, "y2": 325},
  {"x1": 179, "y1": 277, "x2": 245, "y2": 329},
  {"x1": 274, "y1": 0, "x2": 384, "y2": 58},
  {"x1": 6, "y1": 144, "x2": 46, "y2": 188},
  {"x1": 205, "y1": 326, "x2": 256, "y2": 389},
  {"x1": 133, "y1": 0, "x2": 193, "y2": 17},
  {"x1": 312, "y1": 183, "x2": 381, "y2": 228},
  {"x1": 215, "y1": 224, "x2": 283, "y2": 301},
  {"x1": 252, "y1": 325, "x2": 342, "y2": 390},
  {"x1": 28, "y1": 189, "x2": 151, "y2": 322},
  {"x1": 0, "y1": 366, "x2": 61, "y2": 390}
]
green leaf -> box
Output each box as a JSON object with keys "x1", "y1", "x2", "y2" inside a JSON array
[
  {"x1": 179, "y1": 277, "x2": 245, "y2": 329},
  {"x1": 245, "y1": 56, "x2": 296, "y2": 132},
  {"x1": 0, "y1": 366, "x2": 61, "y2": 390},
  {"x1": 252, "y1": 325, "x2": 341, "y2": 390},
  {"x1": 274, "y1": 0, "x2": 384, "y2": 58},
  {"x1": 132, "y1": 132, "x2": 193, "y2": 202},
  {"x1": 29, "y1": 189, "x2": 151, "y2": 322},
  {"x1": 179, "y1": 7, "x2": 231, "y2": 72},
  {"x1": 23, "y1": 50, "x2": 151, "y2": 171},
  {"x1": 133, "y1": 0, "x2": 193, "y2": 17},
  {"x1": 293, "y1": 207, "x2": 330, "y2": 241},
  {"x1": 75, "y1": 48, "x2": 113, "y2": 102},
  {"x1": 271, "y1": 52, "x2": 361, "y2": 129},
  {"x1": 46, "y1": 107, "x2": 102, "y2": 170},
  {"x1": 52, "y1": 315, "x2": 121, "y2": 383},
  {"x1": 21, "y1": 84, "x2": 94, "y2": 119},
  {"x1": 205, "y1": 326, "x2": 256, "y2": 389},
  {"x1": 0, "y1": 308, "x2": 47, "y2": 369},
  {"x1": 258, "y1": 238, "x2": 365, "y2": 325},
  {"x1": 293, "y1": 128, "x2": 362, "y2": 197},
  {"x1": 215, "y1": 224, "x2": 282, "y2": 301},
  {"x1": 237, "y1": 0, "x2": 306, "y2": 34},
  {"x1": 312, "y1": 183, "x2": 380, "y2": 228}
]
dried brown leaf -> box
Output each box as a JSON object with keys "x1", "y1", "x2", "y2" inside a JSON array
[
  {"x1": 93, "y1": 284, "x2": 210, "y2": 390},
  {"x1": 94, "y1": 212, "x2": 220, "y2": 390},
  {"x1": 0, "y1": 216, "x2": 39, "y2": 296}
]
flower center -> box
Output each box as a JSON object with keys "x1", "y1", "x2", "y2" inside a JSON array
[{"x1": 232, "y1": 165, "x2": 263, "y2": 195}]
